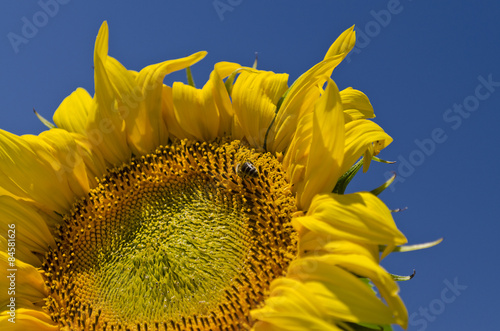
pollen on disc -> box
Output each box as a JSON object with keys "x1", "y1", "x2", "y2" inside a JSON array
[{"x1": 42, "y1": 139, "x2": 297, "y2": 330}]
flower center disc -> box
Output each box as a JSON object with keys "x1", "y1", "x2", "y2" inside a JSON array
[{"x1": 42, "y1": 139, "x2": 297, "y2": 330}]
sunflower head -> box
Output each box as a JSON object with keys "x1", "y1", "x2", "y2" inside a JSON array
[{"x1": 0, "y1": 21, "x2": 421, "y2": 331}]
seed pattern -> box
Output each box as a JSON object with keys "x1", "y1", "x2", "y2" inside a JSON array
[{"x1": 42, "y1": 139, "x2": 297, "y2": 331}]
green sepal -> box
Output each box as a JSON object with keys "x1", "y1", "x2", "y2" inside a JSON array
[
  {"x1": 333, "y1": 158, "x2": 363, "y2": 194},
  {"x1": 344, "y1": 322, "x2": 393, "y2": 331},
  {"x1": 252, "y1": 52, "x2": 258, "y2": 69},
  {"x1": 263, "y1": 77, "x2": 293, "y2": 151},
  {"x1": 370, "y1": 172, "x2": 396, "y2": 196},
  {"x1": 224, "y1": 71, "x2": 238, "y2": 96},
  {"x1": 186, "y1": 66, "x2": 195, "y2": 87},
  {"x1": 389, "y1": 238, "x2": 444, "y2": 253},
  {"x1": 263, "y1": 93, "x2": 285, "y2": 151},
  {"x1": 33, "y1": 109, "x2": 55, "y2": 129},
  {"x1": 390, "y1": 269, "x2": 416, "y2": 281},
  {"x1": 371, "y1": 156, "x2": 395, "y2": 164}
]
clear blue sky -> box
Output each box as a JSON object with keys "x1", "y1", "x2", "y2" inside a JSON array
[{"x1": 1, "y1": 1, "x2": 499, "y2": 330}]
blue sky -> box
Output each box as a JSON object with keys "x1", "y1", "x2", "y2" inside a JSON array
[{"x1": 1, "y1": 1, "x2": 499, "y2": 330}]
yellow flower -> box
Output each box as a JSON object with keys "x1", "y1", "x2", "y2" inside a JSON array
[{"x1": 0, "y1": 22, "x2": 409, "y2": 330}]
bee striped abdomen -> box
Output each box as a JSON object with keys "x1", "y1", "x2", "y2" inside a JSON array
[{"x1": 235, "y1": 161, "x2": 259, "y2": 179}]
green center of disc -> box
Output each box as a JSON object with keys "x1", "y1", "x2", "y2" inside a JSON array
[{"x1": 94, "y1": 174, "x2": 248, "y2": 321}]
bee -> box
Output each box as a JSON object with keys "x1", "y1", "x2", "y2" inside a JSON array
[{"x1": 235, "y1": 161, "x2": 259, "y2": 179}]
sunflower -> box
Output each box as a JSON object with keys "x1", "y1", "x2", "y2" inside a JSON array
[{"x1": 0, "y1": 22, "x2": 414, "y2": 330}]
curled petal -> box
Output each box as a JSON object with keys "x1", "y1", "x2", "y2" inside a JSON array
[
  {"x1": 340, "y1": 87, "x2": 375, "y2": 122},
  {"x1": 232, "y1": 70, "x2": 288, "y2": 149},
  {"x1": 293, "y1": 192, "x2": 407, "y2": 247},
  {"x1": 343, "y1": 119, "x2": 393, "y2": 173},
  {"x1": 53, "y1": 88, "x2": 92, "y2": 134},
  {"x1": 129, "y1": 51, "x2": 207, "y2": 152},
  {"x1": 172, "y1": 69, "x2": 228, "y2": 142}
]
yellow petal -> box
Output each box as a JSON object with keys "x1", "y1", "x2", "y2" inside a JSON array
[
  {"x1": 52, "y1": 88, "x2": 92, "y2": 134},
  {"x1": 127, "y1": 51, "x2": 208, "y2": 153},
  {"x1": 287, "y1": 257, "x2": 398, "y2": 326},
  {"x1": 340, "y1": 87, "x2": 375, "y2": 122},
  {"x1": 69, "y1": 132, "x2": 108, "y2": 187},
  {"x1": 270, "y1": 27, "x2": 356, "y2": 153},
  {"x1": 283, "y1": 79, "x2": 345, "y2": 210},
  {"x1": 0, "y1": 196, "x2": 55, "y2": 266},
  {"x1": 166, "y1": 61, "x2": 270, "y2": 143},
  {"x1": 161, "y1": 85, "x2": 196, "y2": 140},
  {"x1": 343, "y1": 119, "x2": 393, "y2": 173},
  {"x1": 0, "y1": 129, "x2": 79, "y2": 213},
  {"x1": 231, "y1": 70, "x2": 288, "y2": 149},
  {"x1": 270, "y1": 59, "x2": 334, "y2": 153},
  {"x1": 210, "y1": 68, "x2": 234, "y2": 137},
  {"x1": 137, "y1": 51, "x2": 207, "y2": 88},
  {"x1": 91, "y1": 22, "x2": 210, "y2": 153},
  {"x1": 27, "y1": 129, "x2": 94, "y2": 197},
  {"x1": 89, "y1": 21, "x2": 185, "y2": 163},
  {"x1": 299, "y1": 234, "x2": 380, "y2": 264},
  {"x1": 88, "y1": 36, "x2": 129, "y2": 165},
  {"x1": 323, "y1": 25, "x2": 356, "y2": 61},
  {"x1": 172, "y1": 73, "x2": 221, "y2": 142},
  {"x1": 0, "y1": 308, "x2": 58, "y2": 330},
  {"x1": 252, "y1": 278, "x2": 342, "y2": 331},
  {"x1": 0, "y1": 253, "x2": 46, "y2": 308},
  {"x1": 282, "y1": 114, "x2": 312, "y2": 184},
  {"x1": 214, "y1": 61, "x2": 243, "y2": 79},
  {"x1": 0, "y1": 129, "x2": 103, "y2": 217},
  {"x1": 105, "y1": 56, "x2": 137, "y2": 100},
  {"x1": 94, "y1": 21, "x2": 109, "y2": 65},
  {"x1": 316, "y1": 253, "x2": 408, "y2": 328},
  {"x1": 293, "y1": 192, "x2": 407, "y2": 247}
]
